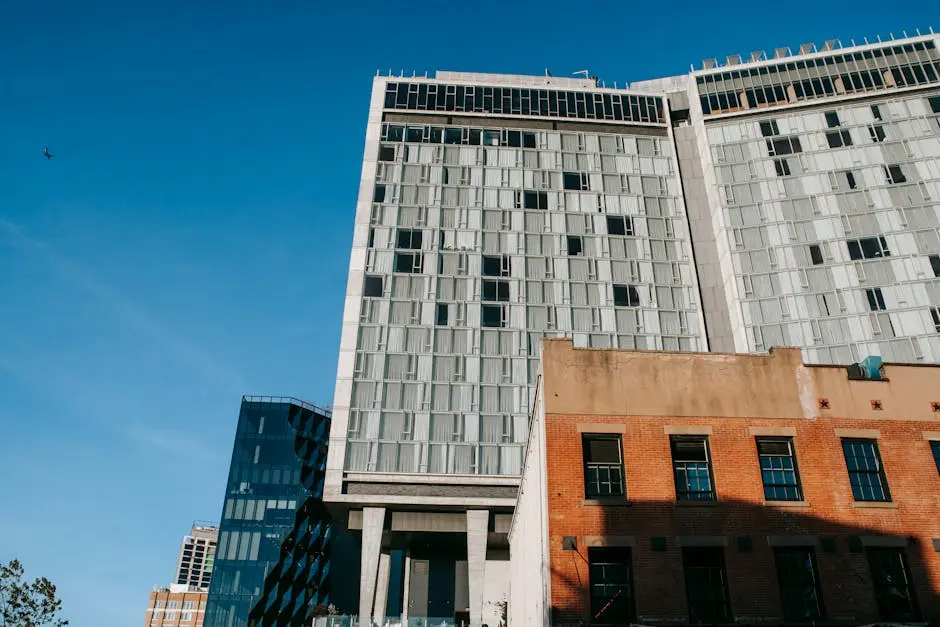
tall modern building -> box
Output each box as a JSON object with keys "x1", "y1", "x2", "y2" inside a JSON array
[
  {"x1": 632, "y1": 32, "x2": 940, "y2": 363},
  {"x1": 204, "y1": 396, "x2": 333, "y2": 627},
  {"x1": 175, "y1": 522, "x2": 218, "y2": 590},
  {"x1": 327, "y1": 72, "x2": 709, "y2": 626},
  {"x1": 329, "y1": 30, "x2": 940, "y2": 627}
]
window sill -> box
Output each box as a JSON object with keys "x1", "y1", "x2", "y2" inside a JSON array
[
  {"x1": 852, "y1": 501, "x2": 898, "y2": 509},
  {"x1": 582, "y1": 498, "x2": 631, "y2": 507},
  {"x1": 676, "y1": 500, "x2": 719, "y2": 507},
  {"x1": 764, "y1": 500, "x2": 810, "y2": 508}
]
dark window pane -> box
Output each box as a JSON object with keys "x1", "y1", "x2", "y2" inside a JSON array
[
  {"x1": 482, "y1": 279, "x2": 509, "y2": 302},
  {"x1": 847, "y1": 240, "x2": 862, "y2": 260},
  {"x1": 378, "y1": 145, "x2": 395, "y2": 162},
  {"x1": 481, "y1": 304, "x2": 505, "y2": 328},
  {"x1": 606, "y1": 216, "x2": 627, "y2": 236},
  {"x1": 866, "y1": 288, "x2": 886, "y2": 311},
  {"x1": 846, "y1": 171, "x2": 857, "y2": 189},
  {"x1": 405, "y1": 126, "x2": 424, "y2": 142},
  {"x1": 825, "y1": 111, "x2": 841, "y2": 127},
  {"x1": 394, "y1": 252, "x2": 423, "y2": 274},
  {"x1": 588, "y1": 547, "x2": 635, "y2": 622},
  {"x1": 930, "y1": 255, "x2": 940, "y2": 277},
  {"x1": 563, "y1": 171, "x2": 585, "y2": 190},
  {"x1": 809, "y1": 245, "x2": 824, "y2": 265},
  {"x1": 759, "y1": 120, "x2": 779, "y2": 137},
  {"x1": 522, "y1": 132, "x2": 537, "y2": 148},
  {"x1": 866, "y1": 548, "x2": 919, "y2": 621},
  {"x1": 363, "y1": 276, "x2": 383, "y2": 297},
  {"x1": 436, "y1": 303, "x2": 448, "y2": 326},
  {"x1": 567, "y1": 235, "x2": 583, "y2": 256},
  {"x1": 613, "y1": 285, "x2": 640, "y2": 307},
  {"x1": 583, "y1": 435, "x2": 625, "y2": 498},
  {"x1": 482, "y1": 255, "x2": 508, "y2": 277},
  {"x1": 397, "y1": 229, "x2": 422, "y2": 250},
  {"x1": 841, "y1": 439, "x2": 890, "y2": 502},
  {"x1": 774, "y1": 547, "x2": 824, "y2": 621},
  {"x1": 774, "y1": 159, "x2": 791, "y2": 176},
  {"x1": 373, "y1": 185, "x2": 386, "y2": 203},
  {"x1": 682, "y1": 548, "x2": 731, "y2": 623},
  {"x1": 443, "y1": 128, "x2": 462, "y2": 144},
  {"x1": 523, "y1": 190, "x2": 547, "y2": 210},
  {"x1": 872, "y1": 104, "x2": 883, "y2": 120},
  {"x1": 757, "y1": 437, "x2": 803, "y2": 501},
  {"x1": 671, "y1": 437, "x2": 715, "y2": 501}
]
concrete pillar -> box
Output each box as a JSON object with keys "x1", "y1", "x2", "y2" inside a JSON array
[
  {"x1": 373, "y1": 550, "x2": 391, "y2": 625},
  {"x1": 401, "y1": 551, "x2": 411, "y2": 623},
  {"x1": 467, "y1": 510, "x2": 489, "y2": 627},
  {"x1": 359, "y1": 507, "x2": 386, "y2": 627}
]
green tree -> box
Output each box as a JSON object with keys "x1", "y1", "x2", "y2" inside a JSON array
[{"x1": 0, "y1": 560, "x2": 67, "y2": 627}]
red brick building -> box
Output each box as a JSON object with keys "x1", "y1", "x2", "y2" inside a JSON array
[{"x1": 509, "y1": 339, "x2": 940, "y2": 626}]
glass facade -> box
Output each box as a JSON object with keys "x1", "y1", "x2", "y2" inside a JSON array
[{"x1": 204, "y1": 397, "x2": 332, "y2": 627}]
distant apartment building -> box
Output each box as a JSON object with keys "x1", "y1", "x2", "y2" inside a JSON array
[
  {"x1": 175, "y1": 522, "x2": 218, "y2": 590},
  {"x1": 144, "y1": 585, "x2": 207, "y2": 627},
  {"x1": 510, "y1": 338, "x2": 940, "y2": 626},
  {"x1": 204, "y1": 396, "x2": 333, "y2": 627}
]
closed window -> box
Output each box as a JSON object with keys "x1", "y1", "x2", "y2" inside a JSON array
[
  {"x1": 774, "y1": 547, "x2": 825, "y2": 621},
  {"x1": 682, "y1": 547, "x2": 732, "y2": 624},
  {"x1": 931, "y1": 441, "x2": 940, "y2": 474},
  {"x1": 930, "y1": 95, "x2": 940, "y2": 114},
  {"x1": 809, "y1": 245, "x2": 824, "y2": 265},
  {"x1": 583, "y1": 434, "x2": 625, "y2": 498},
  {"x1": 436, "y1": 303, "x2": 449, "y2": 326},
  {"x1": 842, "y1": 438, "x2": 891, "y2": 502},
  {"x1": 757, "y1": 437, "x2": 803, "y2": 501},
  {"x1": 930, "y1": 254, "x2": 940, "y2": 277},
  {"x1": 373, "y1": 184, "x2": 386, "y2": 202},
  {"x1": 671, "y1": 436, "x2": 715, "y2": 502},
  {"x1": 866, "y1": 548, "x2": 919, "y2": 621},
  {"x1": 774, "y1": 159, "x2": 791, "y2": 176},
  {"x1": 482, "y1": 279, "x2": 509, "y2": 302},
  {"x1": 613, "y1": 285, "x2": 640, "y2": 307},
  {"x1": 563, "y1": 171, "x2": 590, "y2": 191},
  {"x1": 871, "y1": 104, "x2": 883, "y2": 120},
  {"x1": 932, "y1": 307, "x2": 940, "y2": 332},
  {"x1": 589, "y1": 547, "x2": 635, "y2": 623}
]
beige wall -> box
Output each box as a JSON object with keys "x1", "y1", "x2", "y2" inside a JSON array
[
  {"x1": 142, "y1": 590, "x2": 206, "y2": 627},
  {"x1": 541, "y1": 338, "x2": 940, "y2": 422}
]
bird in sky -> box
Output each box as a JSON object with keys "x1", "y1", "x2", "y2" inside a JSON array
[{"x1": 42, "y1": 146, "x2": 54, "y2": 159}]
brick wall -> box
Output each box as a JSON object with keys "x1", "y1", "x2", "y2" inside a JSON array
[{"x1": 545, "y1": 413, "x2": 940, "y2": 624}]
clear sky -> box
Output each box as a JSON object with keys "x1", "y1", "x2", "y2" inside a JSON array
[{"x1": 0, "y1": 0, "x2": 937, "y2": 624}]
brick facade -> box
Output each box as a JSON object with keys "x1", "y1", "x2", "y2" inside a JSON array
[{"x1": 529, "y1": 339, "x2": 940, "y2": 625}]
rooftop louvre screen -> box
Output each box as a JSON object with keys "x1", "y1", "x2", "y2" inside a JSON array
[
  {"x1": 696, "y1": 40, "x2": 940, "y2": 115},
  {"x1": 383, "y1": 82, "x2": 665, "y2": 124}
]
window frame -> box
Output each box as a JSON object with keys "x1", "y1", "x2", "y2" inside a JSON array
[
  {"x1": 841, "y1": 438, "x2": 891, "y2": 502},
  {"x1": 756, "y1": 437, "x2": 804, "y2": 501},
  {"x1": 582, "y1": 433, "x2": 626, "y2": 499},
  {"x1": 865, "y1": 547, "x2": 920, "y2": 621},
  {"x1": 670, "y1": 435, "x2": 716, "y2": 502},
  {"x1": 588, "y1": 546, "x2": 636, "y2": 623},
  {"x1": 773, "y1": 546, "x2": 825, "y2": 621},
  {"x1": 682, "y1": 547, "x2": 732, "y2": 624}
]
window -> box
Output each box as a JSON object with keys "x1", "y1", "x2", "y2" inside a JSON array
[
  {"x1": 583, "y1": 434, "x2": 625, "y2": 498},
  {"x1": 671, "y1": 436, "x2": 715, "y2": 502},
  {"x1": 809, "y1": 244, "x2": 824, "y2": 266},
  {"x1": 373, "y1": 184, "x2": 386, "y2": 202},
  {"x1": 847, "y1": 236, "x2": 890, "y2": 260},
  {"x1": 378, "y1": 145, "x2": 395, "y2": 162},
  {"x1": 929, "y1": 254, "x2": 940, "y2": 277},
  {"x1": 682, "y1": 547, "x2": 731, "y2": 624},
  {"x1": 846, "y1": 171, "x2": 858, "y2": 189},
  {"x1": 884, "y1": 164, "x2": 907, "y2": 184},
  {"x1": 866, "y1": 548, "x2": 919, "y2": 621},
  {"x1": 394, "y1": 252, "x2": 423, "y2": 273},
  {"x1": 482, "y1": 255, "x2": 510, "y2": 277},
  {"x1": 928, "y1": 95, "x2": 940, "y2": 114},
  {"x1": 523, "y1": 190, "x2": 548, "y2": 209},
  {"x1": 396, "y1": 229, "x2": 422, "y2": 249},
  {"x1": 606, "y1": 215, "x2": 633, "y2": 236},
  {"x1": 481, "y1": 304, "x2": 506, "y2": 328},
  {"x1": 866, "y1": 288, "x2": 887, "y2": 311},
  {"x1": 759, "y1": 120, "x2": 779, "y2": 137},
  {"x1": 482, "y1": 279, "x2": 509, "y2": 302},
  {"x1": 563, "y1": 171, "x2": 589, "y2": 191},
  {"x1": 589, "y1": 547, "x2": 635, "y2": 623},
  {"x1": 613, "y1": 285, "x2": 640, "y2": 307},
  {"x1": 871, "y1": 104, "x2": 883, "y2": 120},
  {"x1": 824, "y1": 111, "x2": 841, "y2": 127},
  {"x1": 774, "y1": 547, "x2": 825, "y2": 621},
  {"x1": 931, "y1": 307, "x2": 940, "y2": 332},
  {"x1": 363, "y1": 276, "x2": 384, "y2": 297},
  {"x1": 567, "y1": 235, "x2": 583, "y2": 256},
  {"x1": 774, "y1": 159, "x2": 791, "y2": 176},
  {"x1": 930, "y1": 441, "x2": 940, "y2": 474},
  {"x1": 869, "y1": 125, "x2": 886, "y2": 142},
  {"x1": 842, "y1": 438, "x2": 891, "y2": 502},
  {"x1": 756, "y1": 438, "x2": 803, "y2": 501},
  {"x1": 436, "y1": 303, "x2": 448, "y2": 326},
  {"x1": 826, "y1": 130, "x2": 852, "y2": 148}
]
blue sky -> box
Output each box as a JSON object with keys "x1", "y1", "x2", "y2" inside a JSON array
[{"x1": 0, "y1": 0, "x2": 937, "y2": 624}]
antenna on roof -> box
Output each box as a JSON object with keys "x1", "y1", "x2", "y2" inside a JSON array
[
  {"x1": 545, "y1": 68, "x2": 552, "y2": 77},
  {"x1": 902, "y1": 30, "x2": 908, "y2": 37},
  {"x1": 889, "y1": 32, "x2": 895, "y2": 40},
  {"x1": 572, "y1": 70, "x2": 590, "y2": 79},
  {"x1": 613, "y1": 81, "x2": 618, "y2": 89},
  {"x1": 916, "y1": 28, "x2": 921, "y2": 36},
  {"x1": 376, "y1": 68, "x2": 380, "y2": 76}
]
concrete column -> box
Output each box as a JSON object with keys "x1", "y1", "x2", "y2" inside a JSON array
[
  {"x1": 373, "y1": 550, "x2": 391, "y2": 625},
  {"x1": 359, "y1": 507, "x2": 386, "y2": 626},
  {"x1": 401, "y1": 551, "x2": 411, "y2": 623},
  {"x1": 467, "y1": 510, "x2": 489, "y2": 627}
]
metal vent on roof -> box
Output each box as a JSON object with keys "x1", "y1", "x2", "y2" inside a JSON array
[
  {"x1": 702, "y1": 58, "x2": 717, "y2": 69},
  {"x1": 773, "y1": 47, "x2": 791, "y2": 59},
  {"x1": 750, "y1": 51, "x2": 765, "y2": 62},
  {"x1": 798, "y1": 42, "x2": 816, "y2": 55},
  {"x1": 821, "y1": 39, "x2": 840, "y2": 51},
  {"x1": 726, "y1": 54, "x2": 742, "y2": 66}
]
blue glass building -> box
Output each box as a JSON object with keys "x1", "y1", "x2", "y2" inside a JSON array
[{"x1": 204, "y1": 396, "x2": 332, "y2": 627}]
